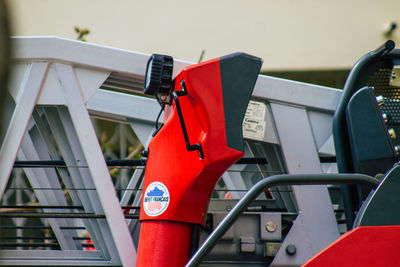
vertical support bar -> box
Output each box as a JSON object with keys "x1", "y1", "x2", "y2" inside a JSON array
[
  {"x1": 18, "y1": 133, "x2": 78, "y2": 250},
  {"x1": 54, "y1": 63, "x2": 136, "y2": 266},
  {"x1": 120, "y1": 168, "x2": 145, "y2": 207},
  {"x1": 269, "y1": 103, "x2": 340, "y2": 265},
  {"x1": 31, "y1": 109, "x2": 84, "y2": 208},
  {"x1": 121, "y1": 167, "x2": 145, "y2": 233},
  {"x1": 45, "y1": 107, "x2": 113, "y2": 259},
  {"x1": 0, "y1": 62, "x2": 49, "y2": 198}
]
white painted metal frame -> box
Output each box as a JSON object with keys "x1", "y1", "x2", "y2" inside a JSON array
[
  {"x1": 1, "y1": 37, "x2": 187, "y2": 266},
  {"x1": 2, "y1": 36, "x2": 344, "y2": 266},
  {"x1": 0, "y1": 62, "x2": 49, "y2": 198},
  {"x1": 269, "y1": 103, "x2": 340, "y2": 266}
]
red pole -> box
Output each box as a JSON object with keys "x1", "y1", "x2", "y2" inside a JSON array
[{"x1": 137, "y1": 221, "x2": 192, "y2": 266}]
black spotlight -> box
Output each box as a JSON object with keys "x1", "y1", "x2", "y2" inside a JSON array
[{"x1": 144, "y1": 54, "x2": 174, "y2": 105}]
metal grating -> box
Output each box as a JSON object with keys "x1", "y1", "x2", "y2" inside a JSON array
[
  {"x1": 368, "y1": 68, "x2": 400, "y2": 123},
  {"x1": 101, "y1": 72, "x2": 145, "y2": 94}
]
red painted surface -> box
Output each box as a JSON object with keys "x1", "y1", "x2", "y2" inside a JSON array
[
  {"x1": 84, "y1": 233, "x2": 95, "y2": 251},
  {"x1": 136, "y1": 57, "x2": 248, "y2": 267},
  {"x1": 140, "y1": 58, "x2": 243, "y2": 224},
  {"x1": 303, "y1": 226, "x2": 400, "y2": 267},
  {"x1": 137, "y1": 221, "x2": 192, "y2": 267}
]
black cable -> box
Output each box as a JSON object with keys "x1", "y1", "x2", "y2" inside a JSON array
[
  {"x1": 14, "y1": 159, "x2": 147, "y2": 168},
  {"x1": 153, "y1": 104, "x2": 165, "y2": 136},
  {"x1": 0, "y1": 212, "x2": 140, "y2": 219}
]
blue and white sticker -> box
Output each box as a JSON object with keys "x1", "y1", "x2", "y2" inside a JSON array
[{"x1": 143, "y1": 182, "x2": 170, "y2": 216}]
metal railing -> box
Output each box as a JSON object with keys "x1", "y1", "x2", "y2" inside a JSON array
[{"x1": 186, "y1": 173, "x2": 379, "y2": 267}]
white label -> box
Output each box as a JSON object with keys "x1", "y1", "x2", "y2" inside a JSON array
[
  {"x1": 143, "y1": 182, "x2": 170, "y2": 216},
  {"x1": 242, "y1": 100, "x2": 266, "y2": 141}
]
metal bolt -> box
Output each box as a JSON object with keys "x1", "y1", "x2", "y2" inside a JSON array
[
  {"x1": 388, "y1": 128, "x2": 397, "y2": 139},
  {"x1": 395, "y1": 145, "x2": 400, "y2": 156},
  {"x1": 376, "y1": 95, "x2": 385, "y2": 106},
  {"x1": 382, "y1": 113, "x2": 388, "y2": 123},
  {"x1": 265, "y1": 221, "x2": 277, "y2": 233},
  {"x1": 285, "y1": 244, "x2": 296, "y2": 255}
]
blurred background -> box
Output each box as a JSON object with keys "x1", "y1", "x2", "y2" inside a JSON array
[{"x1": 7, "y1": 0, "x2": 400, "y2": 88}]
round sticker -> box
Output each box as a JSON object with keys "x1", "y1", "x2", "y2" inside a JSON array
[{"x1": 143, "y1": 182, "x2": 170, "y2": 216}]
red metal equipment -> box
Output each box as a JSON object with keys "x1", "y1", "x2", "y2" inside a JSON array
[
  {"x1": 136, "y1": 53, "x2": 262, "y2": 266},
  {"x1": 303, "y1": 226, "x2": 400, "y2": 267}
]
